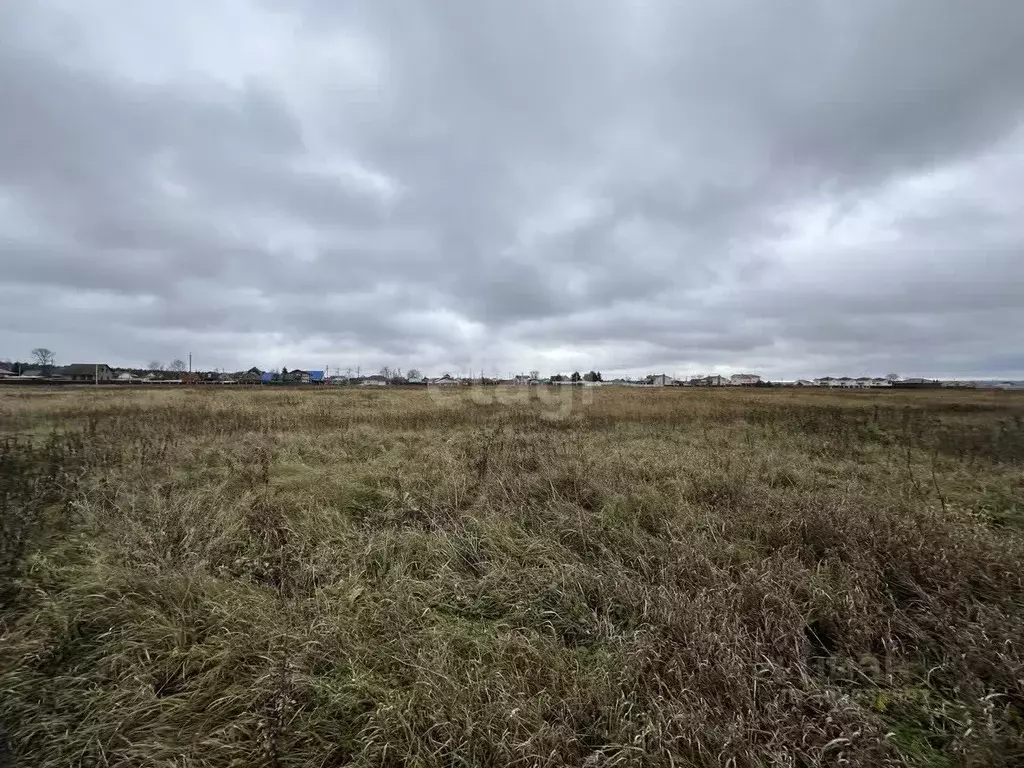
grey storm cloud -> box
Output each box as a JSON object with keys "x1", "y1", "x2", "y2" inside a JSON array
[{"x1": 2, "y1": 0, "x2": 1024, "y2": 378}]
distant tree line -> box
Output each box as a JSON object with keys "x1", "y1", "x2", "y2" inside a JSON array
[{"x1": 550, "y1": 371, "x2": 602, "y2": 383}]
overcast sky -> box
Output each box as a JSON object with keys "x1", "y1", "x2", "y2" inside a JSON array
[{"x1": 2, "y1": 1, "x2": 1023, "y2": 379}]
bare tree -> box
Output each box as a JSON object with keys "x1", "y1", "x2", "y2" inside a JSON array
[
  {"x1": 169, "y1": 359, "x2": 187, "y2": 373},
  {"x1": 148, "y1": 360, "x2": 164, "y2": 372},
  {"x1": 886, "y1": 373, "x2": 900, "y2": 382},
  {"x1": 529, "y1": 370, "x2": 540, "y2": 380},
  {"x1": 407, "y1": 368, "x2": 422, "y2": 381},
  {"x1": 379, "y1": 366, "x2": 392, "y2": 379},
  {"x1": 31, "y1": 348, "x2": 56, "y2": 368}
]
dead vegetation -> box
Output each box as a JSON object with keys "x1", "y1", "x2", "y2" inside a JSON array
[{"x1": 1, "y1": 386, "x2": 1023, "y2": 766}]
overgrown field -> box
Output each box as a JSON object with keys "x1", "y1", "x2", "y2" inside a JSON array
[{"x1": 1, "y1": 386, "x2": 1023, "y2": 767}]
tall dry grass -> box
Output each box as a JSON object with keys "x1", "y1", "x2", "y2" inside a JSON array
[{"x1": 1, "y1": 386, "x2": 1023, "y2": 766}]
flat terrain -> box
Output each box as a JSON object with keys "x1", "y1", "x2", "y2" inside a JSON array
[{"x1": 1, "y1": 386, "x2": 1023, "y2": 767}]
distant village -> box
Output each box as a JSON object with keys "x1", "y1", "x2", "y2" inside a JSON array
[{"x1": 3, "y1": 355, "x2": 1022, "y2": 390}]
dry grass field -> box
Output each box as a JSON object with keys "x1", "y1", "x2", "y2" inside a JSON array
[{"x1": 1, "y1": 385, "x2": 1023, "y2": 767}]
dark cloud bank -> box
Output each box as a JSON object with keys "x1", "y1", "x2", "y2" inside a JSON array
[{"x1": 2, "y1": 1, "x2": 1023, "y2": 378}]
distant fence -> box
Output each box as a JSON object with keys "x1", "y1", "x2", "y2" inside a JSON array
[{"x1": 1, "y1": 378, "x2": 1018, "y2": 392}]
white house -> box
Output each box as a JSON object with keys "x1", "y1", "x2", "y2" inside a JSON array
[
  {"x1": 649, "y1": 374, "x2": 675, "y2": 387},
  {"x1": 730, "y1": 373, "x2": 762, "y2": 386}
]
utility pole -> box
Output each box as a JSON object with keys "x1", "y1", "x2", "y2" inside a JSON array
[{"x1": 188, "y1": 353, "x2": 192, "y2": 373}]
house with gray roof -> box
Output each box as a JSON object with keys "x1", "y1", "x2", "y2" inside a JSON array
[{"x1": 57, "y1": 364, "x2": 115, "y2": 382}]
